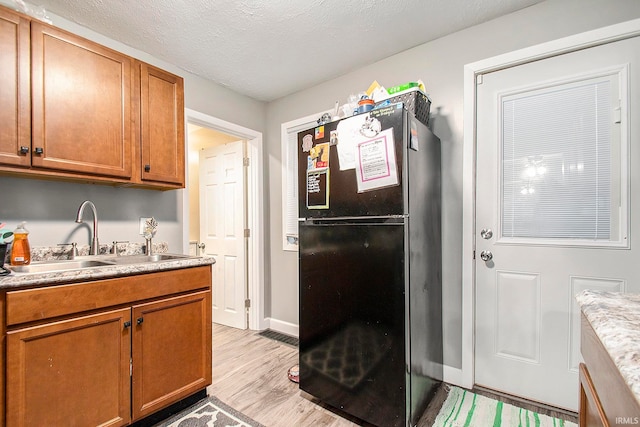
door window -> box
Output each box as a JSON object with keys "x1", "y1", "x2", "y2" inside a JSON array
[{"x1": 499, "y1": 71, "x2": 626, "y2": 247}]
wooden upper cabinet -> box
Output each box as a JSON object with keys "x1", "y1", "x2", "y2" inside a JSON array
[
  {"x1": 30, "y1": 21, "x2": 133, "y2": 178},
  {"x1": 0, "y1": 7, "x2": 30, "y2": 167},
  {"x1": 137, "y1": 62, "x2": 185, "y2": 187},
  {"x1": 0, "y1": 4, "x2": 185, "y2": 189}
]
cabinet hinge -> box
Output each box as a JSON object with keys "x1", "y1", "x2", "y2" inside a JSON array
[
  {"x1": 130, "y1": 358, "x2": 133, "y2": 377},
  {"x1": 243, "y1": 157, "x2": 250, "y2": 167},
  {"x1": 473, "y1": 250, "x2": 476, "y2": 260},
  {"x1": 244, "y1": 228, "x2": 251, "y2": 238},
  {"x1": 245, "y1": 299, "x2": 251, "y2": 308}
]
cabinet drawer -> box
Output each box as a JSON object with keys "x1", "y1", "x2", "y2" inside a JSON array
[{"x1": 6, "y1": 266, "x2": 211, "y2": 326}]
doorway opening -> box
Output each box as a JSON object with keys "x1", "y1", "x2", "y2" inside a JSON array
[{"x1": 183, "y1": 109, "x2": 265, "y2": 331}]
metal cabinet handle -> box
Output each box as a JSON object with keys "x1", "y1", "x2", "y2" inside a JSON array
[
  {"x1": 124, "y1": 321, "x2": 132, "y2": 328},
  {"x1": 19, "y1": 146, "x2": 29, "y2": 155},
  {"x1": 34, "y1": 147, "x2": 44, "y2": 155},
  {"x1": 480, "y1": 250, "x2": 493, "y2": 262},
  {"x1": 144, "y1": 164, "x2": 151, "y2": 172},
  {"x1": 137, "y1": 317, "x2": 144, "y2": 325}
]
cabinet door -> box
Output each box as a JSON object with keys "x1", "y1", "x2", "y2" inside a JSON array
[
  {"x1": 138, "y1": 62, "x2": 185, "y2": 186},
  {"x1": 31, "y1": 21, "x2": 133, "y2": 178},
  {"x1": 6, "y1": 308, "x2": 131, "y2": 427},
  {"x1": 0, "y1": 7, "x2": 30, "y2": 167},
  {"x1": 132, "y1": 290, "x2": 211, "y2": 420}
]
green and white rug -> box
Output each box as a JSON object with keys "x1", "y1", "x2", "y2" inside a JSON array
[{"x1": 433, "y1": 386, "x2": 577, "y2": 427}]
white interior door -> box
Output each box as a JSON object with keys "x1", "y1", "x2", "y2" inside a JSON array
[
  {"x1": 475, "y1": 36, "x2": 640, "y2": 411},
  {"x1": 199, "y1": 141, "x2": 247, "y2": 329}
]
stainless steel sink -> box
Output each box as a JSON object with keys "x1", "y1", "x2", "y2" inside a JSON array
[
  {"x1": 8, "y1": 253, "x2": 193, "y2": 274},
  {"x1": 104, "y1": 253, "x2": 191, "y2": 265},
  {"x1": 9, "y1": 259, "x2": 114, "y2": 273}
]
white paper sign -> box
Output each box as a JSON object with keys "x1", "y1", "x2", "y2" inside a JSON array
[
  {"x1": 355, "y1": 128, "x2": 398, "y2": 192},
  {"x1": 335, "y1": 114, "x2": 369, "y2": 171}
]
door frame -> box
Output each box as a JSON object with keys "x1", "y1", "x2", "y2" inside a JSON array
[
  {"x1": 183, "y1": 108, "x2": 266, "y2": 331},
  {"x1": 458, "y1": 18, "x2": 640, "y2": 389}
]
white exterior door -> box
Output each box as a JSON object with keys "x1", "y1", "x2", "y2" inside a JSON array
[
  {"x1": 475, "y1": 36, "x2": 640, "y2": 411},
  {"x1": 199, "y1": 141, "x2": 247, "y2": 329}
]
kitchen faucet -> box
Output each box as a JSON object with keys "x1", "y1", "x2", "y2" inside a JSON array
[{"x1": 75, "y1": 200, "x2": 100, "y2": 255}]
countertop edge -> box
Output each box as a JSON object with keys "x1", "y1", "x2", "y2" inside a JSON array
[
  {"x1": 576, "y1": 289, "x2": 640, "y2": 408},
  {"x1": 0, "y1": 256, "x2": 215, "y2": 290}
]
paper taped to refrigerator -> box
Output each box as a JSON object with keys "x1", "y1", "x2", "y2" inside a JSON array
[
  {"x1": 355, "y1": 128, "x2": 398, "y2": 192},
  {"x1": 336, "y1": 114, "x2": 369, "y2": 171},
  {"x1": 306, "y1": 168, "x2": 329, "y2": 209}
]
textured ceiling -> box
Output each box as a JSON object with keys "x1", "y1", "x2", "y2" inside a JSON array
[{"x1": 35, "y1": 0, "x2": 541, "y2": 102}]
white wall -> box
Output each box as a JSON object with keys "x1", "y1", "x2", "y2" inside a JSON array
[
  {"x1": 0, "y1": 11, "x2": 266, "y2": 260},
  {"x1": 265, "y1": 0, "x2": 640, "y2": 369}
]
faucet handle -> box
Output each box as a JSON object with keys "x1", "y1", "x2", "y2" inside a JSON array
[
  {"x1": 112, "y1": 241, "x2": 129, "y2": 256},
  {"x1": 58, "y1": 242, "x2": 78, "y2": 259}
]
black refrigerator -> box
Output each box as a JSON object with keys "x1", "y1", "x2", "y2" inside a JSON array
[{"x1": 298, "y1": 104, "x2": 443, "y2": 427}]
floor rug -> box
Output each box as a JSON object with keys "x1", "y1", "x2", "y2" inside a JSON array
[
  {"x1": 154, "y1": 396, "x2": 265, "y2": 427},
  {"x1": 433, "y1": 386, "x2": 577, "y2": 427}
]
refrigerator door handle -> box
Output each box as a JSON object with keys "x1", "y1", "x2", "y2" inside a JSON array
[{"x1": 300, "y1": 215, "x2": 407, "y2": 226}]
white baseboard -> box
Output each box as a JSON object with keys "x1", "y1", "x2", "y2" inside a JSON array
[{"x1": 265, "y1": 317, "x2": 299, "y2": 337}]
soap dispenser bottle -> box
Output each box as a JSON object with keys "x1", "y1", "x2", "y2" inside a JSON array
[{"x1": 10, "y1": 222, "x2": 31, "y2": 266}]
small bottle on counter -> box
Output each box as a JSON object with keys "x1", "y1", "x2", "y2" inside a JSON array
[{"x1": 10, "y1": 222, "x2": 31, "y2": 266}]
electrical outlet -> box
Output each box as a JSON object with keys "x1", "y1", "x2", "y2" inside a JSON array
[{"x1": 139, "y1": 217, "x2": 151, "y2": 235}]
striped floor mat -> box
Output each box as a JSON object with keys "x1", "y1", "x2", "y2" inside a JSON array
[{"x1": 433, "y1": 386, "x2": 577, "y2": 427}]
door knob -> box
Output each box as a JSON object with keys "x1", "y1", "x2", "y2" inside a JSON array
[
  {"x1": 480, "y1": 229, "x2": 493, "y2": 239},
  {"x1": 480, "y1": 250, "x2": 493, "y2": 262}
]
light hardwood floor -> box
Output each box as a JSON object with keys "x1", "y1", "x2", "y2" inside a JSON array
[
  {"x1": 207, "y1": 324, "x2": 579, "y2": 426},
  {"x1": 207, "y1": 323, "x2": 448, "y2": 427},
  {"x1": 207, "y1": 323, "x2": 364, "y2": 426}
]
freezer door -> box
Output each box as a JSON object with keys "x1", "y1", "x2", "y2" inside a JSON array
[
  {"x1": 297, "y1": 107, "x2": 406, "y2": 219},
  {"x1": 298, "y1": 221, "x2": 406, "y2": 426}
]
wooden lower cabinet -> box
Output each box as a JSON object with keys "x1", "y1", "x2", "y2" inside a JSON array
[
  {"x1": 3, "y1": 266, "x2": 212, "y2": 426},
  {"x1": 6, "y1": 308, "x2": 132, "y2": 427},
  {"x1": 580, "y1": 313, "x2": 640, "y2": 426},
  {"x1": 132, "y1": 291, "x2": 212, "y2": 420},
  {"x1": 579, "y1": 363, "x2": 607, "y2": 427}
]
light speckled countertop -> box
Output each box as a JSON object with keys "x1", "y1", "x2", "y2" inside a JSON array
[
  {"x1": 0, "y1": 252, "x2": 215, "y2": 290},
  {"x1": 576, "y1": 290, "x2": 640, "y2": 406}
]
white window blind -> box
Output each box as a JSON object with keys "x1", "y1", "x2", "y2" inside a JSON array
[
  {"x1": 281, "y1": 113, "x2": 324, "y2": 251},
  {"x1": 284, "y1": 130, "x2": 299, "y2": 246},
  {"x1": 501, "y1": 77, "x2": 619, "y2": 242}
]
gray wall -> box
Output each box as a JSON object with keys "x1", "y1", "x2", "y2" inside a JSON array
[
  {"x1": 265, "y1": 0, "x2": 640, "y2": 369},
  {"x1": 4, "y1": 0, "x2": 640, "y2": 372},
  {"x1": 0, "y1": 12, "x2": 266, "y2": 260}
]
